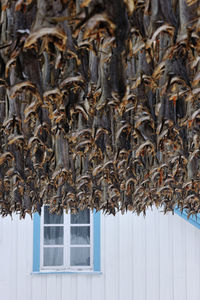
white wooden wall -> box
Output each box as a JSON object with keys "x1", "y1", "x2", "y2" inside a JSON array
[{"x1": 0, "y1": 208, "x2": 200, "y2": 300}]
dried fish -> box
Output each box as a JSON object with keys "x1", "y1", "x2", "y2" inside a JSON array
[{"x1": 0, "y1": 0, "x2": 199, "y2": 217}]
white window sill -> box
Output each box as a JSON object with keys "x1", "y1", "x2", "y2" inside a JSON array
[{"x1": 31, "y1": 271, "x2": 102, "y2": 275}]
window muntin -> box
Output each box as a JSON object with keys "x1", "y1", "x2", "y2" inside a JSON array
[{"x1": 41, "y1": 207, "x2": 93, "y2": 271}]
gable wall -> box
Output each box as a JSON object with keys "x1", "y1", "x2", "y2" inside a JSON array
[{"x1": 0, "y1": 209, "x2": 200, "y2": 300}]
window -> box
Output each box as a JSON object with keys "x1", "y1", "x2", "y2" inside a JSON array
[
  {"x1": 33, "y1": 207, "x2": 101, "y2": 273},
  {"x1": 42, "y1": 207, "x2": 92, "y2": 270}
]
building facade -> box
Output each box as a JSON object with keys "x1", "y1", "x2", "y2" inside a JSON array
[{"x1": 0, "y1": 208, "x2": 200, "y2": 300}]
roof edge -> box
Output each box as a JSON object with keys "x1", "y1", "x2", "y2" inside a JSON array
[{"x1": 175, "y1": 208, "x2": 200, "y2": 230}]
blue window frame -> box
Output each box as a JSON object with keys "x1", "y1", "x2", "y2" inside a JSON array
[{"x1": 33, "y1": 209, "x2": 101, "y2": 274}]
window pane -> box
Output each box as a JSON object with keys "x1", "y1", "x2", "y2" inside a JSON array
[
  {"x1": 71, "y1": 209, "x2": 90, "y2": 224},
  {"x1": 70, "y1": 247, "x2": 90, "y2": 266},
  {"x1": 44, "y1": 247, "x2": 63, "y2": 266},
  {"x1": 44, "y1": 226, "x2": 63, "y2": 245},
  {"x1": 71, "y1": 226, "x2": 90, "y2": 245},
  {"x1": 44, "y1": 206, "x2": 63, "y2": 224}
]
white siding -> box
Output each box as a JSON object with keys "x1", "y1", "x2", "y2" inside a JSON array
[{"x1": 0, "y1": 208, "x2": 200, "y2": 300}]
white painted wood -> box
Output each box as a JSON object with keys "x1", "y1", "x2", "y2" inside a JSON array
[
  {"x1": 159, "y1": 211, "x2": 174, "y2": 300},
  {"x1": 77, "y1": 275, "x2": 91, "y2": 300},
  {"x1": 146, "y1": 209, "x2": 160, "y2": 300},
  {"x1": 132, "y1": 213, "x2": 146, "y2": 300},
  {"x1": 31, "y1": 276, "x2": 45, "y2": 300},
  {"x1": 104, "y1": 213, "x2": 119, "y2": 300},
  {"x1": 64, "y1": 274, "x2": 78, "y2": 300},
  {"x1": 119, "y1": 212, "x2": 133, "y2": 300},
  {"x1": 1, "y1": 208, "x2": 200, "y2": 300},
  {"x1": 173, "y1": 214, "x2": 187, "y2": 300},
  {"x1": 17, "y1": 217, "x2": 32, "y2": 300},
  {"x1": 91, "y1": 274, "x2": 104, "y2": 300},
  {"x1": 46, "y1": 275, "x2": 58, "y2": 300},
  {"x1": 56, "y1": 275, "x2": 62, "y2": 300},
  {"x1": 185, "y1": 223, "x2": 198, "y2": 300},
  {"x1": 9, "y1": 216, "x2": 18, "y2": 300}
]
